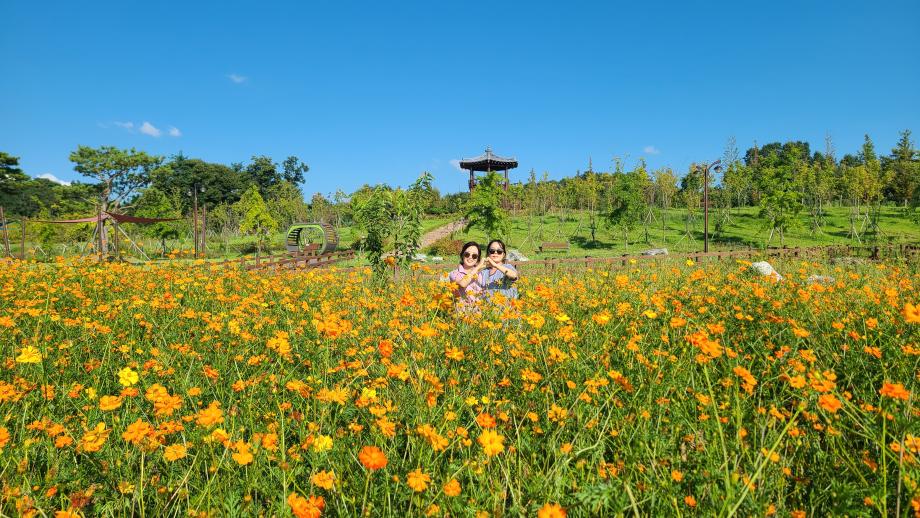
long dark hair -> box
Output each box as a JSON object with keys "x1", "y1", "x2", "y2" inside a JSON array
[
  {"x1": 486, "y1": 239, "x2": 507, "y2": 263},
  {"x1": 459, "y1": 241, "x2": 481, "y2": 265}
]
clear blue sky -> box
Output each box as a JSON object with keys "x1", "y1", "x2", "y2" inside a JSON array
[{"x1": 2, "y1": 0, "x2": 918, "y2": 196}]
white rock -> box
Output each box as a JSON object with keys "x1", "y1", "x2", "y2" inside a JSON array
[
  {"x1": 806, "y1": 274, "x2": 835, "y2": 285},
  {"x1": 751, "y1": 261, "x2": 783, "y2": 281},
  {"x1": 642, "y1": 248, "x2": 669, "y2": 256},
  {"x1": 507, "y1": 249, "x2": 530, "y2": 262}
]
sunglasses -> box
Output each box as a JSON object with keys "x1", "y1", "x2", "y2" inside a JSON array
[
  {"x1": 488, "y1": 249, "x2": 505, "y2": 255},
  {"x1": 463, "y1": 252, "x2": 479, "y2": 259}
]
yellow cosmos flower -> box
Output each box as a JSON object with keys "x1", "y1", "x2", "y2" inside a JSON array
[
  {"x1": 16, "y1": 346, "x2": 42, "y2": 364},
  {"x1": 118, "y1": 367, "x2": 139, "y2": 387}
]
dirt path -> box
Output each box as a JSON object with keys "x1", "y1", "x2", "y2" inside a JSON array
[{"x1": 420, "y1": 219, "x2": 466, "y2": 249}]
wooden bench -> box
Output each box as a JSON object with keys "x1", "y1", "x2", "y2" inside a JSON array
[{"x1": 539, "y1": 242, "x2": 570, "y2": 253}]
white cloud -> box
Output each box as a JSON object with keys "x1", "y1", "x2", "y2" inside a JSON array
[
  {"x1": 449, "y1": 159, "x2": 463, "y2": 171},
  {"x1": 113, "y1": 121, "x2": 134, "y2": 130},
  {"x1": 168, "y1": 126, "x2": 182, "y2": 137},
  {"x1": 643, "y1": 145, "x2": 660, "y2": 155},
  {"x1": 37, "y1": 173, "x2": 71, "y2": 186},
  {"x1": 139, "y1": 121, "x2": 162, "y2": 137},
  {"x1": 227, "y1": 73, "x2": 248, "y2": 84}
]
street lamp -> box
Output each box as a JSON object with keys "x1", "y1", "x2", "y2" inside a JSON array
[{"x1": 695, "y1": 160, "x2": 722, "y2": 253}]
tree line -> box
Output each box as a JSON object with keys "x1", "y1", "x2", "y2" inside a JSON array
[{"x1": 0, "y1": 130, "x2": 917, "y2": 256}]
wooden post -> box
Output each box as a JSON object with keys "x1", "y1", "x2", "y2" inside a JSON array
[
  {"x1": 97, "y1": 209, "x2": 103, "y2": 262},
  {"x1": 113, "y1": 220, "x2": 120, "y2": 261},
  {"x1": 201, "y1": 204, "x2": 207, "y2": 257},
  {"x1": 192, "y1": 191, "x2": 199, "y2": 258},
  {"x1": 0, "y1": 206, "x2": 10, "y2": 257},
  {"x1": 20, "y1": 217, "x2": 26, "y2": 260}
]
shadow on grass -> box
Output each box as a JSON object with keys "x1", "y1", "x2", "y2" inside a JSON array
[{"x1": 569, "y1": 236, "x2": 616, "y2": 250}]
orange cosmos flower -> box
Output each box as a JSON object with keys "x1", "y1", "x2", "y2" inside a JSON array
[
  {"x1": 818, "y1": 394, "x2": 842, "y2": 413},
  {"x1": 476, "y1": 413, "x2": 496, "y2": 429},
  {"x1": 231, "y1": 441, "x2": 254, "y2": 466},
  {"x1": 684, "y1": 496, "x2": 697, "y2": 507},
  {"x1": 407, "y1": 468, "x2": 431, "y2": 492},
  {"x1": 287, "y1": 493, "x2": 325, "y2": 518},
  {"x1": 879, "y1": 382, "x2": 910, "y2": 401},
  {"x1": 163, "y1": 444, "x2": 188, "y2": 462},
  {"x1": 442, "y1": 479, "x2": 462, "y2": 497},
  {"x1": 79, "y1": 422, "x2": 110, "y2": 453},
  {"x1": 538, "y1": 503, "x2": 567, "y2": 518},
  {"x1": 0, "y1": 427, "x2": 9, "y2": 451},
  {"x1": 358, "y1": 445, "x2": 388, "y2": 470},
  {"x1": 902, "y1": 302, "x2": 920, "y2": 324},
  {"x1": 98, "y1": 395, "x2": 122, "y2": 411},
  {"x1": 122, "y1": 419, "x2": 155, "y2": 445},
  {"x1": 311, "y1": 470, "x2": 335, "y2": 490},
  {"x1": 478, "y1": 429, "x2": 505, "y2": 456},
  {"x1": 377, "y1": 339, "x2": 393, "y2": 358},
  {"x1": 196, "y1": 401, "x2": 225, "y2": 428}
]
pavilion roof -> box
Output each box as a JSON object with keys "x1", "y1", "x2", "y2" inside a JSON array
[{"x1": 458, "y1": 147, "x2": 518, "y2": 172}]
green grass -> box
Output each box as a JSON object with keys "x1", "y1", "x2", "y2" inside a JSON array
[
  {"x1": 447, "y1": 205, "x2": 920, "y2": 259},
  {"x1": 6, "y1": 207, "x2": 918, "y2": 266}
]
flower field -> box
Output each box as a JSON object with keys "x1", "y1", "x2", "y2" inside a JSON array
[{"x1": 1, "y1": 257, "x2": 919, "y2": 517}]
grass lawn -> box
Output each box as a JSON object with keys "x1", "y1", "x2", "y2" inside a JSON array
[{"x1": 443, "y1": 205, "x2": 920, "y2": 259}]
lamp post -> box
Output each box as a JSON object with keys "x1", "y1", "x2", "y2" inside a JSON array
[{"x1": 695, "y1": 160, "x2": 722, "y2": 253}]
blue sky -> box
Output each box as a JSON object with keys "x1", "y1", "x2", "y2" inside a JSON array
[{"x1": 2, "y1": 1, "x2": 918, "y2": 196}]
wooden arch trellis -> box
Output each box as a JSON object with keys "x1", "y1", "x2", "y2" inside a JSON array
[{"x1": 2, "y1": 209, "x2": 182, "y2": 261}]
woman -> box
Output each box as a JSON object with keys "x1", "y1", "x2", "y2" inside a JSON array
[
  {"x1": 448, "y1": 241, "x2": 485, "y2": 302},
  {"x1": 480, "y1": 239, "x2": 519, "y2": 300}
]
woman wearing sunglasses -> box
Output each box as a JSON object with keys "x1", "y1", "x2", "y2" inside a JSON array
[
  {"x1": 480, "y1": 239, "x2": 519, "y2": 300},
  {"x1": 448, "y1": 241, "x2": 486, "y2": 302}
]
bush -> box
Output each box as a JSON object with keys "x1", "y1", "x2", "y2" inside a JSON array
[{"x1": 425, "y1": 236, "x2": 467, "y2": 257}]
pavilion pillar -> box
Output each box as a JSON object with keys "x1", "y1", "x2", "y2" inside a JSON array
[
  {"x1": 504, "y1": 169, "x2": 509, "y2": 191},
  {"x1": 468, "y1": 169, "x2": 475, "y2": 191}
]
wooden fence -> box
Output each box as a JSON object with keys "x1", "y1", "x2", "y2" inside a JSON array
[
  {"x1": 220, "y1": 244, "x2": 356, "y2": 271},
  {"x1": 503, "y1": 243, "x2": 920, "y2": 273}
]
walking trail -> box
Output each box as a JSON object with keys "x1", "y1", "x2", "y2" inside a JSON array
[{"x1": 419, "y1": 219, "x2": 466, "y2": 249}]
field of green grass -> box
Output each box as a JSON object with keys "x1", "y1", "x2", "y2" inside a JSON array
[
  {"x1": 3, "y1": 207, "x2": 917, "y2": 266},
  {"x1": 445, "y1": 205, "x2": 920, "y2": 260}
]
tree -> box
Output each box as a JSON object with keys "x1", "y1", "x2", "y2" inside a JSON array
[
  {"x1": 606, "y1": 168, "x2": 647, "y2": 248},
  {"x1": 884, "y1": 130, "x2": 919, "y2": 207},
  {"x1": 282, "y1": 156, "x2": 310, "y2": 185},
  {"x1": 69, "y1": 146, "x2": 162, "y2": 253},
  {"x1": 653, "y1": 168, "x2": 678, "y2": 243},
  {"x1": 353, "y1": 172, "x2": 433, "y2": 278},
  {"x1": 235, "y1": 185, "x2": 278, "y2": 255},
  {"x1": 133, "y1": 187, "x2": 182, "y2": 256},
  {"x1": 0, "y1": 152, "x2": 30, "y2": 213},
  {"x1": 752, "y1": 146, "x2": 804, "y2": 247},
  {"x1": 151, "y1": 154, "x2": 246, "y2": 212},
  {"x1": 265, "y1": 181, "x2": 309, "y2": 228},
  {"x1": 463, "y1": 171, "x2": 510, "y2": 241},
  {"x1": 244, "y1": 155, "x2": 309, "y2": 195}
]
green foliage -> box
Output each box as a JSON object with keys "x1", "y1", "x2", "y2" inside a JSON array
[
  {"x1": 463, "y1": 171, "x2": 510, "y2": 241},
  {"x1": 281, "y1": 156, "x2": 310, "y2": 185},
  {"x1": 133, "y1": 187, "x2": 182, "y2": 255},
  {"x1": 69, "y1": 146, "x2": 162, "y2": 210},
  {"x1": 235, "y1": 185, "x2": 278, "y2": 254},
  {"x1": 265, "y1": 181, "x2": 309, "y2": 228},
  {"x1": 605, "y1": 168, "x2": 648, "y2": 246},
  {"x1": 151, "y1": 154, "x2": 245, "y2": 212},
  {"x1": 753, "y1": 144, "x2": 806, "y2": 246},
  {"x1": 353, "y1": 172, "x2": 433, "y2": 278}
]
